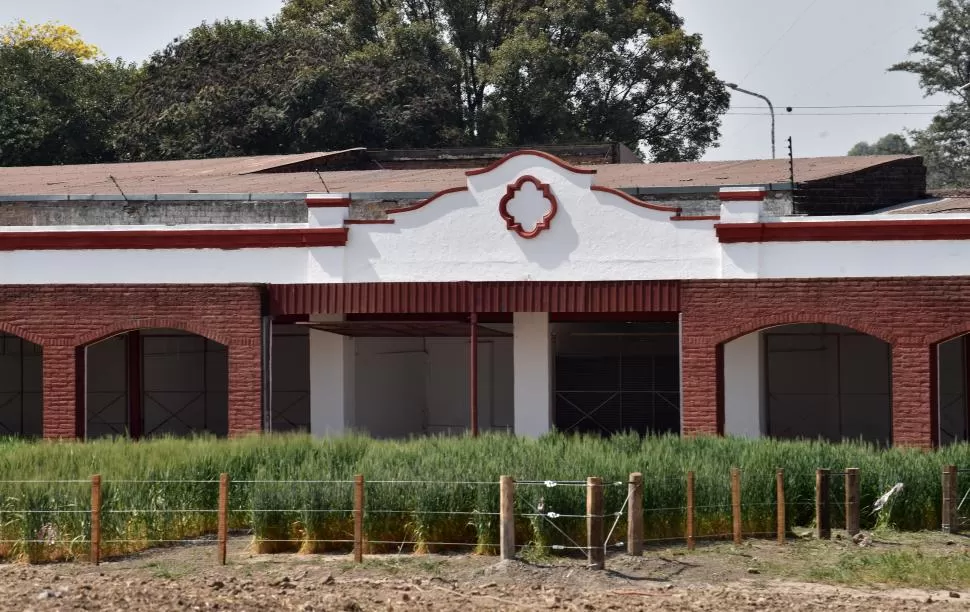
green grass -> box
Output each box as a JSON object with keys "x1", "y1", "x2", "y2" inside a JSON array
[
  {"x1": 808, "y1": 549, "x2": 970, "y2": 589},
  {"x1": 0, "y1": 431, "x2": 966, "y2": 562}
]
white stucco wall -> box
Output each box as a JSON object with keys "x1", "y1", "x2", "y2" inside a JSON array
[
  {"x1": 721, "y1": 238, "x2": 970, "y2": 279},
  {"x1": 308, "y1": 315, "x2": 356, "y2": 436},
  {"x1": 344, "y1": 155, "x2": 721, "y2": 282},
  {"x1": 0, "y1": 246, "x2": 342, "y2": 284},
  {"x1": 723, "y1": 332, "x2": 763, "y2": 438},
  {"x1": 513, "y1": 312, "x2": 552, "y2": 437}
]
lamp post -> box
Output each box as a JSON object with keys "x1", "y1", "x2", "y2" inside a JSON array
[{"x1": 725, "y1": 82, "x2": 776, "y2": 159}]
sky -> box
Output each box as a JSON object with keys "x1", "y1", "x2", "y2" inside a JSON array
[{"x1": 0, "y1": 0, "x2": 954, "y2": 161}]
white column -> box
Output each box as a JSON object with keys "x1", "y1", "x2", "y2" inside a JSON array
[
  {"x1": 513, "y1": 312, "x2": 552, "y2": 437},
  {"x1": 309, "y1": 314, "x2": 355, "y2": 436},
  {"x1": 723, "y1": 331, "x2": 764, "y2": 438}
]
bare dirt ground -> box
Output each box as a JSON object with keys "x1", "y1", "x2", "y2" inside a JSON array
[{"x1": 5, "y1": 530, "x2": 970, "y2": 611}]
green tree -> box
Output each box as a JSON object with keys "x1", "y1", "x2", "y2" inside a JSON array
[
  {"x1": 0, "y1": 24, "x2": 134, "y2": 166},
  {"x1": 889, "y1": 0, "x2": 970, "y2": 187},
  {"x1": 282, "y1": 0, "x2": 729, "y2": 161},
  {"x1": 847, "y1": 133, "x2": 914, "y2": 156},
  {"x1": 114, "y1": 18, "x2": 462, "y2": 160}
]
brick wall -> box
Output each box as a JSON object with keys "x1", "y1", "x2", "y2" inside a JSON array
[
  {"x1": 793, "y1": 157, "x2": 927, "y2": 215},
  {"x1": 0, "y1": 285, "x2": 263, "y2": 439},
  {"x1": 680, "y1": 277, "x2": 970, "y2": 448}
]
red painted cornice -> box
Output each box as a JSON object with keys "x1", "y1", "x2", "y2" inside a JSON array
[
  {"x1": 717, "y1": 219, "x2": 970, "y2": 243},
  {"x1": 0, "y1": 227, "x2": 348, "y2": 250}
]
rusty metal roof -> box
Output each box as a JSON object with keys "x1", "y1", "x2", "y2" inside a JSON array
[{"x1": 0, "y1": 153, "x2": 917, "y2": 197}]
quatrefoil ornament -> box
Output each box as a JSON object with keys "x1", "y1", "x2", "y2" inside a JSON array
[{"x1": 498, "y1": 175, "x2": 558, "y2": 239}]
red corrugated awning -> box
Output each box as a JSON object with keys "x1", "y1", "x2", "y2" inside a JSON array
[{"x1": 268, "y1": 281, "x2": 680, "y2": 315}]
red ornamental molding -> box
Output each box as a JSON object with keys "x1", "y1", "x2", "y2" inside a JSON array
[{"x1": 499, "y1": 175, "x2": 558, "y2": 239}]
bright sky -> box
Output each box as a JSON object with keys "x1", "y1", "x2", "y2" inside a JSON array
[{"x1": 0, "y1": 0, "x2": 953, "y2": 161}]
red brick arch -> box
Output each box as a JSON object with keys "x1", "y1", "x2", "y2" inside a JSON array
[
  {"x1": 926, "y1": 324, "x2": 970, "y2": 347},
  {"x1": 713, "y1": 314, "x2": 894, "y2": 346},
  {"x1": 75, "y1": 318, "x2": 231, "y2": 347},
  {"x1": 0, "y1": 322, "x2": 45, "y2": 346}
]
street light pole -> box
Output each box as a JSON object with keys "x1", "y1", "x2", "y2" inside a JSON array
[{"x1": 725, "y1": 82, "x2": 776, "y2": 159}]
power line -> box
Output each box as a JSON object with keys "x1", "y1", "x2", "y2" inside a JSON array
[
  {"x1": 738, "y1": 0, "x2": 822, "y2": 84},
  {"x1": 725, "y1": 111, "x2": 938, "y2": 116},
  {"x1": 731, "y1": 104, "x2": 946, "y2": 110}
]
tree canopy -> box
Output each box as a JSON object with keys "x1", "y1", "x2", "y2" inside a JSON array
[
  {"x1": 889, "y1": 0, "x2": 970, "y2": 188},
  {"x1": 1, "y1": 3, "x2": 729, "y2": 165},
  {"x1": 0, "y1": 19, "x2": 102, "y2": 60},
  {"x1": 280, "y1": 0, "x2": 729, "y2": 161},
  {"x1": 847, "y1": 133, "x2": 914, "y2": 156},
  {"x1": 0, "y1": 22, "x2": 134, "y2": 166}
]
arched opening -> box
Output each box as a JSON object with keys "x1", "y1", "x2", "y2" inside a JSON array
[
  {"x1": 721, "y1": 323, "x2": 891, "y2": 445},
  {"x1": 0, "y1": 333, "x2": 42, "y2": 437},
  {"x1": 83, "y1": 329, "x2": 228, "y2": 439},
  {"x1": 937, "y1": 334, "x2": 970, "y2": 446}
]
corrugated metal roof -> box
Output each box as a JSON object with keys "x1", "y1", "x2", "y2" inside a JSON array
[{"x1": 0, "y1": 154, "x2": 916, "y2": 197}]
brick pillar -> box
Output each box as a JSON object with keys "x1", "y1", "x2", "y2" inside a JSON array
[
  {"x1": 42, "y1": 344, "x2": 80, "y2": 439},
  {"x1": 680, "y1": 331, "x2": 721, "y2": 437},
  {"x1": 227, "y1": 339, "x2": 263, "y2": 437},
  {"x1": 892, "y1": 340, "x2": 935, "y2": 448}
]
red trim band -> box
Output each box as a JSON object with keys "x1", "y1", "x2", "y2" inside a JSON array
[
  {"x1": 306, "y1": 197, "x2": 351, "y2": 208},
  {"x1": 466, "y1": 150, "x2": 598, "y2": 176},
  {"x1": 345, "y1": 219, "x2": 394, "y2": 225},
  {"x1": 672, "y1": 215, "x2": 720, "y2": 222},
  {"x1": 717, "y1": 219, "x2": 970, "y2": 243},
  {"x1": 0, "y1": 228, "x2": 348, "y2": 250},
  {"x1": 719, "y1": 191, "x2": 766, "y2": 202}
]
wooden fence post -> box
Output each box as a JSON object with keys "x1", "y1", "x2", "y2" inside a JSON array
[
  {"x1": 845, "y1": 468, "x2": 860, "y2": 536},
  {"x1": 587, "y1": 477, "x2": 604, "y2": 570},
  {"x1": 815, "y1": 468, "x2": 830, "y2": 540},
  {"x1": 218, "y1": 473, "x2": 229, "y2": 565},
  {"x1": 354, "y1": 474, "x2": 365, "y2": 563},
  {"x1": 686, "y1": 471, "x2": 696, "y2": 551},
  {"x1": 731, "y1": 467, "x2": 742, "y2": 545},
  {"x1": 943, "y1": 465, "x2": 958, "y2": 534},
  {"x1": 500, "y1": 476, "x2": 515, "y2": 561},
  {"x1": 90, "y1": 474, "x2": 101, "y2": 565},
  {"x1": 627, "y1": 472, "x2": 643, "y2": 556},
  {"x1": 776, "y1": 469, "x2": 785, "y2": 545}
]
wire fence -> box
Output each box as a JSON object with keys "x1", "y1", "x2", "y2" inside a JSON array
[{"x1": 0, "y1": 466, "x2": 946, "y2": 568}]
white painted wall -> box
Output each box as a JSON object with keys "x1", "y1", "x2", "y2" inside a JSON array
[
  {"x1": 723, "y1": 332, "x2": 763, "y2": 438},
  {"x1": 514, "y1": 313, "x2": 552, "y2": 437},
  {"x1": 344, "y1": 155, "x2": 722, "y2": 282},
  {"x1": 721, "y1": 240, "x2": 970, "y2": 279},
  {"x1": 309, "y1": 315, "x2": 355, "y2": 436},
  {"x1": 0, "y1": 247, "x2": 342, "y2": 284}
]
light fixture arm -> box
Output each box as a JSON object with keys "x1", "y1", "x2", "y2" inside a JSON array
[{"x1": 725, "y1": 82, "x2": 776, "y2": 159}]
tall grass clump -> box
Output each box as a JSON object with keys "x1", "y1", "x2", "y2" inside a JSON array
[{"x1": 1, "y1": 432, "x2": 970, "y2": 561}]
